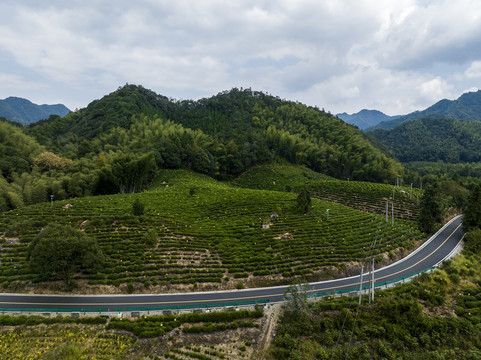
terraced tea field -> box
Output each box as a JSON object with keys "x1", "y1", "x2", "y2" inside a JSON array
[
  {"x1": 310, "y1": 181, "x2": 422, "y2": 221},
  {"x1": 231, "y1": 163, "x2": 334, "y2": 191},
  {"x1": 233, "y1": 164, "x2": 422, "y2": 221},
  {"x1": 0, "y1": 169, "x2": 424, "y2": 292}
]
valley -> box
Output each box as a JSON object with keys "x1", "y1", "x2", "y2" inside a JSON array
[{"x1": 0, "y1": 85, "x2": 480, "y2": 359}]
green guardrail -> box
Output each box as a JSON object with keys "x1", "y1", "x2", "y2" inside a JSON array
[
  {"x1": 114, "y1": 299, "x2": 270, "y2": 314},
  {"x1": 305, "y1": 266, "x2": 436, "y2": 300},
  {"x1": 0, "y1": 266, "x2": 437, "y2": 314},
  {"x1": 0, "y1": 299, "x2": 270, "y2": 315},
  {"x1": 0, "y1": 308, "x2": 110, "y2": 315}
]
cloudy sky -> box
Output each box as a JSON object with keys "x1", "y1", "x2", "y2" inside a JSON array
[{"x1": 1, "y1": 0, "x2": 481, "y2": 115}]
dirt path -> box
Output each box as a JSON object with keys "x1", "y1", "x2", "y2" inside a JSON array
[{"x1": 251, "y1": 304, "x2": 282, "y2": 359}]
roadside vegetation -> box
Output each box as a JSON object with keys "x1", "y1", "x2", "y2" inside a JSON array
[{"x1": 268, "y1": 253, "x2": 481, "y2": 360}]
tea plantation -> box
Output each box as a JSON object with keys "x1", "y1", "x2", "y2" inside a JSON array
[
  {"x1": 0, "y1": 169, "x2": 424, "y2": 291},
  {"x1": 232, "y1": 164, "x2": 422, "y2": 221}
]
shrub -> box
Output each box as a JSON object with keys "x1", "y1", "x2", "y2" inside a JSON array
[
  {"x1": 127, "y1": 282, "x2": 134, "y2": 293},
  {"x1": 132, "y1": 198, "x2": 145, "y2": 216},
  {"x1": 144, "y1": 229, "x2": 158, "y2": 247},
  {"x1": 464, "y1": 228, "x2": 481, "y2": 254}
]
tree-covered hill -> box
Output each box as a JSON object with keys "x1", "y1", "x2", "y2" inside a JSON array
[
  {"x1": 0, "y1": 97, "x2": 70, "y2": 125},
  {"x1": 0, "y1": 84, "x2": 409, "y2": 212},
  {"x1": 27, "y1": 84, "x2": 403, "y2": 183},
  {"x1": 369, "y1": 116, "x2": 481, "y2": 163},
  {"x1": 0, "y1": 118, "x2": 45, "y2": 180},
  {"x1": 28, "y1": 85, "x2": 171, "y2": 146}
]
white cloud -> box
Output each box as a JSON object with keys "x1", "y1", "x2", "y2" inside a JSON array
[
  {"x1": 0, "y1": 73, "x2": 45, "y2": 92},
  {"x1": 465, "y1": 61, "x2": 481, "y2": 78},
  {"x1": 419, "y1": 77, "x2": 452, "y2": 102},
  {"x1": 0, "y1": 1, "x2": 481, "y2": 114}
]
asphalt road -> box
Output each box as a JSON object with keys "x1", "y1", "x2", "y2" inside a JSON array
[{"x1": 0, "y1": 216, "x2": 464, "y2": 312}]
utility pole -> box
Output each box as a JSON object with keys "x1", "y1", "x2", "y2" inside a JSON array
[
  {"x1": 368, "y1": 262, "x2": 371, "y2": 303},
  {"x1": 371, "y1": 257, "x2": 375, "y2": 303},
  {"x1": 392, "y1": 201, "x2": 394, "y2": 226},
  {"x1": 410, "y1": 183, "x2": 413, "y2": 200},
  {"x1": 386, "y1": 201, "x2": 388, "y2": 223},
  {"x1": 359, "y1": 264, "x2": 364, "y2": 306}
]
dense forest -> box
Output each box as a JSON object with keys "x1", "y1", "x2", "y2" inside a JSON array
[
  {"x1": 0, "y1": 85, "x2": 404, "y2": 211},
  {"x1": 28, "y1": 85, "x2": 403, "y2": 181},
  {"x1": 369, "y1": 116, "x2": 481, "y2": 163}
]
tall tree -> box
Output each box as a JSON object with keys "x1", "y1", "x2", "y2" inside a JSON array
[
  {"x1": 463, "y1": 184, "x2": 481, "y2": 231},
  {"x1": 296, "y1": 186, "x2": 312, "y2": 214},
  {"x1": 418, "y1": 182, "x2": 443, "y2": 233},
  {"x1": 28, "y1": 224, "x2": 103, "y2": 288}
]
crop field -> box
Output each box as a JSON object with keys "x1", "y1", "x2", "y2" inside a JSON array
[
  {"x1": 0, "y1": 169, "x2": 424, "y2": 292},
  {"x1": 0, "y1": 324, "x2": 133, "y2": 360},
  {"x1": 0, "y1": 309, "x2": 263, "y2": 359},
  {"x1": 232, "y1": 164, "x2": 422, "y2": 221},
  {"x1": 231, "y1": 163, "x2": 335, "y2": 190},
  {"x1": 310, "y1": 181, "x2": 422, "y2": 221}
]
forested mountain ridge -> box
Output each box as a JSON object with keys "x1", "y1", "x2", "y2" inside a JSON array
[
  {"x1": 27, "y1": 85, "x2": 171, "y2": 147},
  {"x1": 370, "y1": 116, "x2": 481, "y2": 163},
  {"x1": 28, "y1": 84, "x2": 403, "y2": 182},
  {"x1": 0, "y1": 96, "x2": 70, "y2": 125},
  {"x1": 368, "y1": 89, "x2": 481, "y2": 130},
  {"x1": 0, "y1": 84, "x2": 407, "y2": 212}
]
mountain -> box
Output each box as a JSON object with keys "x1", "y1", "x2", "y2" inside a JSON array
[
  {"x1": 369, "y1": 116, "x2": 481, "y2": 163},
  {"x1": 0, "y1": 96, "x2": 70, "y2": 125},
  {"x1": 27, "y1": 84, "x2": 403, "y2": 183},
  {"x1": 336, "y1": 109, "x2": 400, "y2": 130},
  {"x1": 368, "y1": 90, "x2": 481, "y2": 130}
]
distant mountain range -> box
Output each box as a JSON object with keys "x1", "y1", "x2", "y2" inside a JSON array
[
  {"x1": 337, "y1": 89, "x2": 481, "y2": 131},
  {"x1": 0, "y1": 96, "x2": 70, "y2": 125},
  {"x1": 336, "y1": 109, "x2": 400, "y2": 130},
  {"x1": 367, "y1": 90, "x2": 481, "y2": 130}
]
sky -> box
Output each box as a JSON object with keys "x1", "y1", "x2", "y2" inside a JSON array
[{"x1": 1, "y1": 0, "x2": 481, "y2": 116}]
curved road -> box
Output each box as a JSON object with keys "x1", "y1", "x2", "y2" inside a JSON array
[{"x1": 0, "y1": 216, "x2": 464, "y2": 313}]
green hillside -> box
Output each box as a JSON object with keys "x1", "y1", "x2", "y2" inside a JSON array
[
  {"x1": 27, "y1": 85, "x2": 403, "y2": 183},
  {"x1": 370, "y1": 116, "x2": 481, "y2": 163},
  {"x1": 0, "y1": 118, "x2": 91, "y2": 212},
  {"x1": 0, "y1": 85, "x2": 408, "y2": 214},
  {"x1": 231, "y1": 163, "x2": 335, "y2": 191},
  {"x1": 233, "y1": 164, "x2": 422, "y2": 221},
  {"x1": 0, "y1": 169, "x2": 423, "y2": 292}
]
